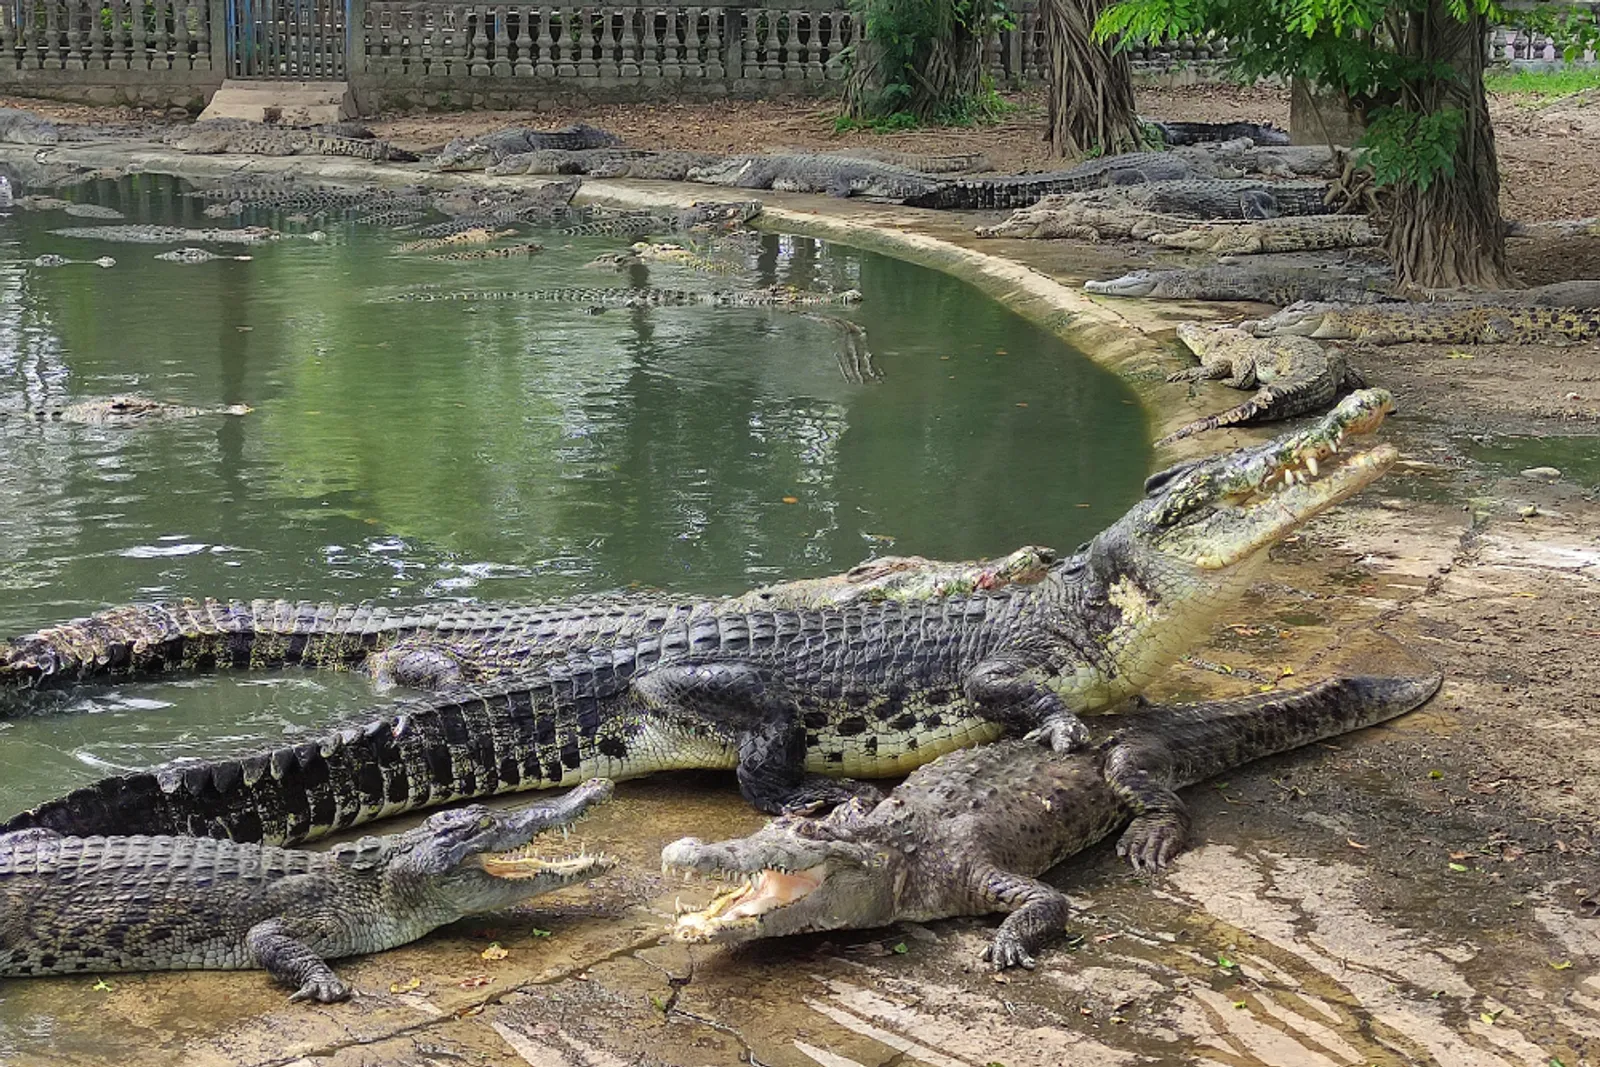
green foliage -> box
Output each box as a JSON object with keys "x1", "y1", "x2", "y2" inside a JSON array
[
  {"x1": 1360, "y1": 106, "x2": 1463, "y2": 190},
  {"x1": 1507, "y1": 3, "x2": 1599, "y2": 62},
  {"x1": 835, "y1": 86, "x2": 1015, "y2": 130},
  {"x1": 1484, "y1": 66, "x2": 1600, "y2": 99},
  {"x1": 847, "y1": 0, "x2": 1015, "y2": 120}
]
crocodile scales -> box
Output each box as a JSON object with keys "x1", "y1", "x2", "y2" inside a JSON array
[
  {"x1": 1245, "y1": 301, "x2": 1600, "y2": 345},
  {"x1": 1, "y1": 391, "x2": 1400, "y2": 844},
  {"x1": 1084, "y1": 267, "x2": 1398, "y2": 306}
]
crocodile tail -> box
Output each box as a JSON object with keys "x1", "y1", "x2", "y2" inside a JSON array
[
  {"x1": 0, "y1": 683, "x2": 594, "y2": 844},
  {"x1": 1123, "y1": 674, "x2": 1443, "y2": 790}
]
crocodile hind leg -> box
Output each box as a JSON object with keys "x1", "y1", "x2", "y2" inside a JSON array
[
  {"x1": 632, "y1": 663, "x2": 880, "y2": 814},
  {"x1": 974, "y1": 864, "x2": 1073, "y2": 970},
  {"x1": 246, "y1": 918, "x2": 351, "y2": 1003}
]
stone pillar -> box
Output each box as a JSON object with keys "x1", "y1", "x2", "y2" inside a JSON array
[{"x1": 1290, "y1": 76, "x2": 1365, "y2": 146}]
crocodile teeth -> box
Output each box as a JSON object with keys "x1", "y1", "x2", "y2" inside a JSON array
[{"x1": 1306, "y1": 455, "x2": 1320, "y2": 478}]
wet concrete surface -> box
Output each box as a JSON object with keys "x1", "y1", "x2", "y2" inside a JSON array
[{"x1": 0, "y1": 144, "x2": 1598, "y2": 1067}]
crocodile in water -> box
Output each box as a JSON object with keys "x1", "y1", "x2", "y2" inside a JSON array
[
  {"x1": 377, "y1": 286, "x2": 863, "y2": 308},
  {"x1": 169, "y1": 121, "x2": 420, "y2": 163},
  {"x1": 50, "y1": 225, "x2": 281, "y2": 245},
  {"x1": 1145, "y1": 119, "x2": 1291, "y2": 146},
  {"x1": 2, "y1": 396, "x2": 253, "y2": 425},
  {"x1": 155, "y1": 247, "x2": 254, "y2": 263},
  {"x1": 1084, "y1": 267, "x2": 1398, "y2": 306},
  {"x1": 30, "y1": 255, "x2": 115, "y2": 268},
  {"x1": 1148, "y1": 214, "x2": 1380, "y2": 254},
  {"x1": 630, "y1": 241, "x2": 743, "y2": 275},
  {"x1": 665, "y1": 674, "x2": 1439, "y2": 967},
  {"x1": 1156, "y1": 324, "x2": 1366, "y2": 445},
  {"x1": 1244, "y1": 301, "x2": 1600, "y2": 345},
  {"x1": 428, "y1": 242, "x2": 546, "y2": 261},
  {"x1": 0, "y1": 391, "x2": 1399, "y2": 843},
  {"x1": 434, "y1": 123, "x2": 622, "y2": 171},
  {"x1": 0, "y1": 780, "x2": 612, "y2": 1001},
  {"x1": 62, "y1": 203, "x2": 125, "y2": 219},
  {"x1": 394, "y1": 228, "x2": 519, "y2": 253}
]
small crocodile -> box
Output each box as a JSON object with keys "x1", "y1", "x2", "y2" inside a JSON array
[
  {"x1": 905, "y1": 152, "x2": 1207, "y2": 211},
  {"x1": 378, "y1": 286, "x2": 863, "y2": 308},
  {"x1": 30, "y1": 255, "x2": 115, "y2": 268},
  {"x1": 1148, "y1": 215, "x2": 1380, "y2": 254},
  {"x1": 1244, "y1": 301, "x2": 1600, "y2": 345},
  {"x1": 558, "y1": 201, "x2": 762, "y2": 238},
  {"x1": 0, "y1": 547, "x2": 1057, "y2": 693},
  {"x1": 1156, "y1": 324, "x2": 1366, "y2": 445},
  {"x1": 1, "y1": 392, "x2": 1399, "y2": 843},
  {"x1": 1056, "y1": 179, "x2": 1336, "y2": 220},
  {"x1": 805, "y1": 314, "x2": 878, "y2": 384},
  {"x1": 428, "y1": 242, "x2": 545, "y2": 262},
  {"x1": 395, "y1": 228, "x2": 519, "y2": 254},
  {"x1": 4, "y1": 395, "x2": 252, "y2": 425},
  {"x1": 0, "y1": 780, "x2": 613, "y2": 1001},
  {"x1": 0, "y1": 107, "x2": 61, "y2": 145},
  {"x1": 50, "y1": 225, "x2": 281, "y2": 245},
  {"x1": 155, "y1": 248, "x2": 254, "y2": 264},
  {"x1": 1084, "y1": 267, "x2": 1398, "y2": 306},
  {"x1": 61, "y1": 203, "x2": 125, "y2": 219},
  {"x1": 586, "y1": 251, "x2": 643, "y2": 270},
  {"x1": 976, "y1": 203, "x2": 1200, "y2": 242},
  {"x1": 630, "y1": 242, "x2": 742, "y2": 275},
  {"x1": 488, "y1": 149, "x2": 723, "y2": 181},
  {"x1": 434, "y1": 123, "x2": 622, "y2": 171},
  {"x1": 686, "y1": 153, "x2": 947, "y2": 200},
  {"x1": 410, "y1": 180, "x2": 584, "y2": 238},
  {"x1": 169, "y1": 121, "x2": 420, "y2": 163},
  {"x1": 1145, "y1": 119, "x2": 1291, "y2": 146},
  {"x1": 664, "y1": 674, "x2": 1439, "y2": 967}
]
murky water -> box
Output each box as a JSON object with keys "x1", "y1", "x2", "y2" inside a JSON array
[{"x1": 0, "y1": 175, "x2": 1150, "y2": 813}]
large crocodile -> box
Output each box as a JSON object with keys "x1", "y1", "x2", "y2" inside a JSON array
[
  {"x1": 0, "y1": 107, "x2": 61, "y2": 145},
  {"x1": 630, "y1": 241, "x2": 743, "y2": 275},
  {"x1": 975, "y1": 203, "x2": 1199, "y2": 242},
  {"x1": 1173, "y1": 139, "x2": 1345, "y2": 179},
  {"x1": 0, "y1": 547, "x2": 1057, "y2": 692},
  {"x1": 665, "y1": 673, "x2": 1440, "y2": 968},
  {"x1": 168, "y1": 121, "x2": 420, "y2": 163},
  {"x1": 1245, "y1": 301, "x2": 1600, "y2": 345},
  {"x1": 1423, "y1": 280, "x2": 1600, "y2": 308},
  {"x1": 50, "y1": 225, "x2": 281, "y2": 245},
  {"x1": 394, "y1": 227, "x2": 518, "y2": 253},
  {"x1": 1084, "y1": 267, "x2": 1398, "y2": 306},
  {"x1": 901, "y1": 153, "x2": 1205, "y2": 211},
  {"x1": 975, "y1": 180, "x2": 1336, "y2": 239},
  {"x1": 1157, "y1": 324, "x2": 1365, "y2": 445},
  {"x1": 376, "y1": 286, "x2": 863, "y2": 308},
  {"x1": 4, "y1": 396, "x2": 253, "y2": 425},
  {"x1": 428, "y1": 242, "x2": 546, "y2": 262},
  {"x1": 806, "y1": 147, "x2": 992, "y2": 175},
  {"x1": 686, "y1": 154, "x2": 949, "y2": 200},
  {"x1": 488, "y1": 149, "x2": 724, "y2": 181},
  {"x1": 0, "y1": 391, "x2": 1399, "y2": 844},
  {"x1": 1145, "y1": 119, "x2": 1291, "y2": 146},
  {"x1": 0, "y1": 780, "x2": 613, "y2": 1001},
  {"x1": 434, "y1": 123, "x2": 622, "y2": 171},
  {"x1": 1148, "y1": 214, "x2": 1380, "y2": 254},
  {"x1": 155, "y1": 248, "x2": 254, "y2": 264}
]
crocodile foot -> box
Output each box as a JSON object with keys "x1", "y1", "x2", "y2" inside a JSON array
[
  {"x1": 779, "y1": 776, "x2": 884, "y2": 816},
  {"x1": 982, "y1": 932, "x2": 1037, "y2": 971},
  {"x1": 1116, "y1": 813, "x2": 1188, "y2": 872},
  {"x1": 289, "y1": 975, "x2": 351, "y2": 1003}
]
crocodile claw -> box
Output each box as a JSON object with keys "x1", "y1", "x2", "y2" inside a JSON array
[
  {"x1": 1026, "y1": 715, "x2": 1090, "y2": 755},
  {"x1": 1116, "y1": 816, "x2": 1187, "y2": 873},
  {"x1": 289, "y1": 975, "x2": 352, "y2": 1004},
  {"x1": 982, "y1": 936, "x2": 1037, "y2": 971}
]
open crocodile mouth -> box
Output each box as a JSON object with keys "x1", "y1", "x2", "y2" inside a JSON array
[
  {"x1": 477, "y1": 840, "x2": 611, "y2": 879},
  {"x1": 668, "y1": 865, "x2": 829, "y2": 941}
]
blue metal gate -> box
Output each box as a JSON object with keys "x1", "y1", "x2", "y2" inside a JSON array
[{"x1": 226, "y1": 0, "x2": 349, "y2": 77}]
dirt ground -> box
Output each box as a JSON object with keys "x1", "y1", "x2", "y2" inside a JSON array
[{"x1": 0, "y1": 81, "x2": 1599, "y2": 1067}]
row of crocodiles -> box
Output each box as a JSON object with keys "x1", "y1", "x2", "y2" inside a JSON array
[{"x1": 0, "y1": 391, "x2": 1445, "y2": 999}]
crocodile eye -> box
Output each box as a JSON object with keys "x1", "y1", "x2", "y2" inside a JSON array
[{"x1": 1144, "y1": 460, "x2": 1201, "y2": 496}]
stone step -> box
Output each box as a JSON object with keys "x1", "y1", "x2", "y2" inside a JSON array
[{"x1": 199, "y1": 80, "x2": 356, "y2": 125}]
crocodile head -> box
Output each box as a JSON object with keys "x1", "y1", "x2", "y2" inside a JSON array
[
  {"x1": 684, "y1": 157, "x2": 757, "y2": 185},
  {"x1": 1050, "y1": 387, "x2": 1398, "y2": 706},
  {"x1": 434, "y1": 137, "x2": 492, "y2": 172},
  {"x1": 664, "y1": 800, "x2": 905, "y2": 944},
  {"x1": 375, "y1": 779, "x2": 615, "y2": 914},
  {"x1": 1084, "y1": 270, "x2": 1168, "y2": 297},
  {"x1": 1242, "y1": 300, "x2": 1342, "y2": 338}
]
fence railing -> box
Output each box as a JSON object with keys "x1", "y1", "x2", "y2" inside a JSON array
[{"x1": 0, "y1": 0, "x2": 215, "y2": 72}]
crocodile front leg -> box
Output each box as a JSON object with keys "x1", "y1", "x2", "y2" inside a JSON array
[
  {"x1": 633, "y1": 663, "x2": 879, "y2": 814},
  {"x1": 963, "y1": 657, "x2": 1090, "y2": 753},
  {"x1": 1102, "y1": 736, "x2": 1191, "y2": 872},
  {"x1": 246, "y1": 918, "x2": 350, "y2": 1003},
  {"x1": 973, "y1": 864, "x2": 1073, "y2": 970}
]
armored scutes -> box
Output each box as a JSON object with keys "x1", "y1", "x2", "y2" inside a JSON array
[
  {"x1": 394, "y1": 227, "x2": 518, "y2": 253},
  {"x1": 666, "y1": 674, "x2": 1440, "y2": 968},
  {"x1": 629, "y1": 241, "x2": 742, "y2": 275},
  {"x1": 558, "y1": 200, "x2": 762, "y2": 238},
  {"x1": 434, "y1": 123, "x2": 622, "y2": 171},
  {"x1": 902, "y1": 153, "x2": 1204, "y2": 211},
  {"x1": 1084, "y1": 267, "x2": 1398, "y2": 306},
  {"x1": 1245, "y1": 301, "x2": 1600, "y2": 345},
  {"x1": 1173, "y1": 138, "x2": 1346, "y2": 179},
  {"x1": 169, "y1": 121, "x2": 420, "y2": 162},
  {"x1": 4, "y1": 395, "x2": 252, "y2": 425},
  {"x1": 818, "y1": 147, "x2": 992, "y2": 174},
  {"x1": 1148, "y1": 214, "x2": 1380, "y2": 254},
  {"x1": 0, "y1": 780, "x2": 613, "y2": 1001},
  {"x1": 1, "y1": 392, "x2": 1399, "y2": 844},
  {"x1": 1157, "y1": 324, "x2": 1366, "y2": 445},
  {"x1": 1146, "y1": 119, "x2": 1291, "y2": 146},
  {"x1": 378, "y1": 286, "x2": 863, "y2": 308},
  {"x1": 62, "y1": 203, "x2": 124, "y2": 219},
  {"x1": 1423, "y1": 279, "x2": 1600, "y2": 308},
  {"x1": 50, "y1": 225, "x2": 281, "y2": 245}
]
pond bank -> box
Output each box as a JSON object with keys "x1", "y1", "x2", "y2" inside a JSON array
[{"x1": 0, "y1": 141, "x2": 1597, "y2": 1067}]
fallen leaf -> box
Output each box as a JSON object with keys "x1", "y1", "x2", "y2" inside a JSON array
[
  {"x1": 388, "y1": 977, "x2": 421, "y2": 994},
  {"x1": 1551, "y1": 960, "x2": 1573, "y2": 971},
  {"x1": 482, "y1": 942, "x2": 510, "y2": 961},
  {"x1": 1015, "y1": 402, "x2": 1029, "y2": 408},
  {"x1": 1233, "y1": 1000, "x2": 1247, "y2": 1010},
  {"x1": 92, "y1": 979, "x2": 112, "y2": 992},
  {"x1": 892, "y1": 942, "x2": 909, "y2": 954},
  {"x1": 1347, "y1": 839, "x2": 1369, "y2": 850},
  {"x1": 455, "y1": 1004, "x2": 485, "y2": 1018},
  {"x1": 459, "y1": 974, "x2": 492, "y2": 988},
  {"x1": 1449, "y1": 851, "x2": 1468, "y2": 860},
  {"x1": 1449, "y1": 862, "x2": 1470, "y2": 872},
  {"x1": 1216, "y1": 954, "x2": 1236, "y2": 970},
  {"x1": 1480, "y1": 1008, "x2": 1503, "y2": 1025},
  {"x1": 991, "y1": 974, "x2": 1009, "y2": 984},
  {"x1": 529, "y1": 928, "x2": 552, "y2": 938},
  {"x1": 1446, "y1": 350, "x2": 1474, "y2": 359},
  {"x1": 1430, "y1": 771, "x2": 1446, "y2": 780}
]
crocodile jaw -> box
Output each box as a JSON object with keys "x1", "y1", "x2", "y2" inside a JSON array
[
  {"x1": 1084, "y1": 272, "x2": 1159, "y2": 297},
  {"x1": 671, "y1": 865, "x2": 830, "y2": 941}
]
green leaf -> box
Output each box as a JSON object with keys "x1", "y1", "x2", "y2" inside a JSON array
[
  {"x1": 893, "y1": 942, "x2": 909, "y2": 954},
  {"x1": 1217, "y1": 954, "x2": 1236, "y2": 970},
  {"x1": 1551, "y1": 960, "x2": 1573, "y2": 971},
  {"x1": 1449, "y1": 862, "x2": 1470, "y2": 872},
  {"x1": 91, "y1": 978, "x2": 112, "y2": 992}
]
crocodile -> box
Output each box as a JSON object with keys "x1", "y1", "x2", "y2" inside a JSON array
[
  {"x1": 1421, "y1": 280, "x2": 1600, "y2": 308},
  {"x1": 4, "y1": 396, "x2": 252, "y2": 425},
  {"x1": 434, "y1": 123, "x2": 622, "y2": 171},
  {"x1": 686, "y1": 153, "x2": 949, "y2": 201},
  {"x1": 556, "y1": 200, "x2": 763, "y2": 239},
  {"x1": 901, "y1": 153, "x2": 1212, "y2": 211},
  {"x1": 155, "y1": 248, "x2": 254, "y2": 264},
  {"x1": 187, "y1": 182, "x2": 434, "y2": 217},
  {"x1": 0, "y1": 547, "x2": 1058, "y2": 693},
  {"x1": 394, "y1": 228, "x2": 519, "y2": 254},
  {"x1": 409, "y1": 180, "x2": 584, "y2": 238},
  {"x1": 629, "y1": 242, "x2": 743, "y2": 275},
  {"x1": 428, "y1": 242, "x2": 546, "y2": 262},
  {"x1": 805, "y1": 314, "x2": 878, "y2": 384},
  {"x1": 1156, "y1": 324, "x2": 1366, "y2": 445},
  {"x1": 0, "y1": 107, "x2": 60, "y2": 145},
  {"x1": 1148, "y1": 215, "x2": 1380, "y2": 254},
  {"x1": 1, "y1": 391, "x2": 1400, "y2": 843},
  {"x1": 586, "y1": 251, "x2": 643, "y2": 270},
  {"x1": 0, "y1": 779, "x2": 613, "y2": 1001},
  {"x1": 30, "y1": 255, "x2": 115, "y2": 268},
  {"x1": 1172, "y1": 139, "x2": 1345, "y2": 179},
  {"x1": 377, "y1": 286, "x2": 863, "y2": 308},
  {"x1": 169, "y1": 121, "x2": 420, "y2": 163},
  {"x1": 975, "y1": 203, "x2": 1201, "y2": 242},
  {"x1": 1504, "y1": 217, "x2": 1600, "y2": 239},
  {"x1": 61, "y1": 203, "x2": 124, "y2": 219},
  {"x1": 15, "y1": 195, "x2": 73, "y2": 211},
  {"x1": 1051, "y1": 179, "x2": 1336, "y2": 220},
  {"x1": 487, "y1": 149, "x2": 723, "y2": 181},
  {"x1": 775, "y1": 147, "x2": 993, "y2": 175},
  {"x1": 1244, "y1": 301, "x2": 1600, "y2": 345},
  {"x1": 49, "y1": 225, "x2": 281, "y2": 245},
  {"x1": 1083, "y1": 267, "x2": 1398, "y2": 306},
  {"x1": 664, "y1": 673, "x2": 1439, "y2": 967},
  {"x1": 1145, "y1": 119, "x2": 1291, "y2": 146}
]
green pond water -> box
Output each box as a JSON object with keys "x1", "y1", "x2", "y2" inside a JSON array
[{"x1": 0, "y1": 175, "x2": 1150, "y2": 815}]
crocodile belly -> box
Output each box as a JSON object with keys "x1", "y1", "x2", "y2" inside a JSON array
[{"x1": 803, "y1": 698, "x2": 1006, "y2": 778}]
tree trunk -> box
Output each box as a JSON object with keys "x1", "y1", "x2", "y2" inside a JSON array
[
  {"x1": 1043, "y1": 0, "x2": 1141, "y2": 158},
  {"x1": 1384, "y1": 4, "x2": 1516, "y2": 290},
  {"x1": 843, "y1": 0, "x2": 988, "y2": 121}
]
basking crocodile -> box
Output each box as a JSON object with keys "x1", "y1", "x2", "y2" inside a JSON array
[
  {"x1": 1, "y1": 392, "x2": 1400, "y2": 843},
  {"x1": 3, "y1": 396, "x2": 253, "y2": 425},
  {"x1": 1157, "y1": 324, "x2": 1365, "y2": 445},
  {"x1": 975, "y1": 203, "x2": 1195, "y2": 242},
  {"x1": 1057, "y1": 178, "x2": 1335, "y2": 220},
  {"x1": 1173, "y1": 139, "x2": 1345, "y2": 179},
  {"x1": 1422, "y1": 280, "x2": 1600, "y2": 308},
  {"x1": 434, "y1": 123, "x2": 622, "y2": 171},
  {"x1": 0, "y1": 107, "x2": 59, "y2": 144},
  {"x1": 428, "y1": 242, "x2": 546, "y2": 262},
  {"x1": 665, "y1": 673, "x2": 1440, "y2": 967},
  {"x1": 0, "y1": 547, "x2": 1057, "y2": 692},
  {"x1": 976, "y1": 183, "x2": 1339, "y2": 240},
  {"x1": 1148, "y1": 215, "x2": 1379, "y2": 254},
  {"x1": 50, "y1": 225, "x2": 281, "y2": 246},
  {"x1": 169, "y1": 121, "x2": 420, "y2": 163},
  {"x1": 155, "y1": 248, "x2": 254, "y2": 264},
  {"x1": 1084, "y1": 267, "x2": 1398, "y2": 306},
  {"x1": 62, "y1": 203, "x2": 124, "y2": 219},
  {"x1": 488, "y1": 149, "x2": 723, "y2": 181},
  {"x1": 395, "y1": 228, "x2": 519, "y2": 253},
  {"x1": 686, "y1": 154, "x2": 948, "y2": 200},
  {"x1": 30, "y1": 255, "x2": 115, "y2": 268},
  {"x1": 814, "y1": 148, "x2": 992, "y2": 175},
  {"x1": 1145, "y1": 119, "x2": 1291, "y2": 146},
  {"x1": 0, "y1": 780, "x2": 612, "y2": 1001},
  {"x1": 378, "y1": 286, "x2": 863, "y2": 308},
  {"x1": 902, "y1": 152, "x2": 1205, "y2": 211},
  {"x1": 1245, "y1": 301, "x2": 1600, "y2": 345}
]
